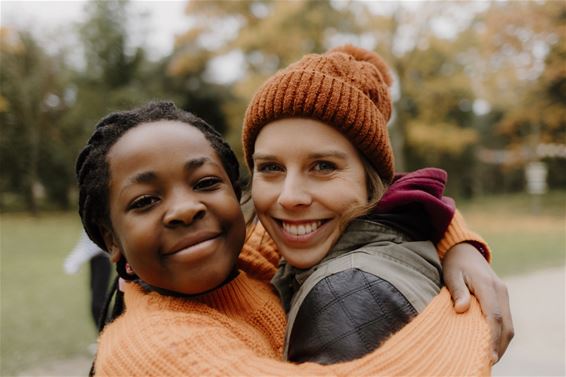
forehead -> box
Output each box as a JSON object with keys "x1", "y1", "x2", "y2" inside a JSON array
[
  {"x1": 109, "y1": 120, "x2": 216, "y2": 160},
  {"x1": 109, "y1": 120, "x2": 214, "y2": 155},
  {"x1": 255, "y1": 118, "x2": 357, "y2": 153}
]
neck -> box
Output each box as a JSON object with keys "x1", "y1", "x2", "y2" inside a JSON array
[{"x1": 141, "y1": 267, "x2": 240, "y2": 298}]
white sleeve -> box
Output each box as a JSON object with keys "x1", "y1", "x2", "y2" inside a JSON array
[{"x1": 63, "y1": 231, "x2": 106, "y2": 274}]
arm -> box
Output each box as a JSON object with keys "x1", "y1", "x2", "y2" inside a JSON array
[
  {"x1": 63, "y1": 231, "x2": 105, "y2": 274},
  {"x1": 439, "y1": 210, "x2": 514, "y2": 363},
  {"x1": 375, "y1": 168, "x2": 512, "y2": 363},
  {"x1": 436, "y1": 210, "x2": 491, "y2": 261},
  {"x1": 96, "y1": 290, "x2": 490, "y2": 376}
]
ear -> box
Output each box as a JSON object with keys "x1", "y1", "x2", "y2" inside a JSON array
[{"x1": 100, "y1": 224, "x2": 122, "y2": 263}]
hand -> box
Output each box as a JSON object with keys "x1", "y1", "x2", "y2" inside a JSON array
[{"x1": 442, "y1": 242, "x2": 514, "y2": 364}]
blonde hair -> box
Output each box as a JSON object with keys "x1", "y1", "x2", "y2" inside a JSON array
[{"x1": 338, "y1": 155, "x2": 388, "y2": 233}]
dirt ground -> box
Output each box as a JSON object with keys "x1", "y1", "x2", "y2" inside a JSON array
[{"x1": 16, "y1": 266, "x2": 566, "y2": 377}]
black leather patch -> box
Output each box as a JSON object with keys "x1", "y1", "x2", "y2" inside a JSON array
[{"x1": 288, "y1": 269, "x2": 417, "y2": 364}]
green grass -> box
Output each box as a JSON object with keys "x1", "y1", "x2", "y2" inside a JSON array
[
  {"x1": 458, "y1": 190, "x2": 566, "y2": 276},
  {"x1": 0, "y1": 213, "x2": 97, "y2": 376},
  {"x1": 0, "y1": 191, "x2": 564, "y2": 374}
]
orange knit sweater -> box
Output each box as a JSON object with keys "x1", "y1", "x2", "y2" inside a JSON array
[{"x1": 95, "y1": 215, "x2": 491, "y2": 376}]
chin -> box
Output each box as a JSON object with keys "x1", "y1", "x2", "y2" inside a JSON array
[{"x1": 284, "y1": 256, "x2": 317, "y2": 270}]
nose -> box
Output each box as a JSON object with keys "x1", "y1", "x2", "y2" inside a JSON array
[
  {"x1": 277, "y1": 173, "x2": 312, "y2": 209},
  {"x1": 163, "y1": 190, "x2": 206, "y2": 227}
]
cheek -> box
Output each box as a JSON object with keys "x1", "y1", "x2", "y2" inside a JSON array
[
  {"x1": 251, "y1": 177, "x2": 272, "y2": 212},
  {"x1": 351, "y1": 185, "x2": 369, "y2": 206},
  {"x1": 221, "y1": 201, "x2": 246, "y2": 255},
  {"x1": 323, "y1": 184, "x2": 366, "y2": 208},
  {"x1": 217, "y1": 195, "x2": 246, "y2": 229},
  {"x1": 339, "y1": 174, "x2": 368, "y2": 206}
]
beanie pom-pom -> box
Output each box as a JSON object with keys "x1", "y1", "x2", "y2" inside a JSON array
[{"x1": 330, "y1": 44, "x2": 393, "y2": 86}]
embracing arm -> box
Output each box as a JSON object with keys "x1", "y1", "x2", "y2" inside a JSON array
[
  {"x1": 362, "y1": 166, "x2": 513, "y2": 362},
  {"x1": 95, "y1": 290, "x2": 490, "y2": 377},
  {"x1": 438, "y1": 210, "x2": 514, "y2": 363},
  {"x1": 436, "y1": 210, "x2": 491, "y2": 261}
]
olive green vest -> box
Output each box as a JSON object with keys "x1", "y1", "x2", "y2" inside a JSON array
[{"x1": 272, "y1": 219, "x2": 442, "y2": 358}]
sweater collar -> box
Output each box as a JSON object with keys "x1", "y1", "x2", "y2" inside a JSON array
[
  {"x1": 125, "y1": 270, "x2": 269, "y2": 317},
  {"x1": 197, "y1": 270, "x2": 270, "y2": 315}
]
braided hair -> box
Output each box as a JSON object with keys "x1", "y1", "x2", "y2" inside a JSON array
[{"x1": 76, "y1": 100, "x2": 241, "y2": 253}]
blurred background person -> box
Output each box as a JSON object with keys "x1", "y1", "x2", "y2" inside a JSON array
[{"x1": 64, "y1": 230, "x2": 112, "y2": 330}]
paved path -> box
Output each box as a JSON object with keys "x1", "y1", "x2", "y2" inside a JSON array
[
  {"x1": 17, "y1": 355, "x2": 92, "y2": 377},
  {"x1": 17, "y1": 266, "x2": 566, "y2": 377},
  {"x1": 492, "y1": 265, "x2": 565, "y2": 376}
]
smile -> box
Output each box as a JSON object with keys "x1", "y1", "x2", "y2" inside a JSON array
[
  {"x1": 165, "y1": 231, "x2": 221, "y2": 256},
  {"x1": 282, "y1": 220, "x2": 322, "y2": 236}
]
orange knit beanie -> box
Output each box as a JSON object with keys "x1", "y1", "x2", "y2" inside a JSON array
[{"x1": 242, "y1": 44, "x2": 395, "y2": 183}]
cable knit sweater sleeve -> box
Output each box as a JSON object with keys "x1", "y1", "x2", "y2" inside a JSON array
[
  {"x1": 437, "y1": 209, "x2": 492, "y2": 262},
  {"x1": 95, "y1": 282, "x2": 491, "y2": 377}
]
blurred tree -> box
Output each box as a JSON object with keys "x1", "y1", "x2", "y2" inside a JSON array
[
  {"x1": 401, "y1": 37, "x2": 479, "y2": 195},
  {"x1": 0, "y1": 28, "x2": 71, "y2": 212},
  {"x1": 3, "y1": 0, "x2": 562, "y2": 212},
  {"x1": 80, "y1": 0, "x2": 141, "y2": 88},
  {"x1": 469, "y1": 1, "x2": 565, "y2": 191},
  {"x1": 71, "y1": 0, "x2": 147, "y2": 120},
  {"x1": 347, "y1": 2, "x2": 485, "y2": 195}
]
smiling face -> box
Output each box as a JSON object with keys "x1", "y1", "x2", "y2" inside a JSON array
[
  {"x1": 103, "y1": 120, "x2": 245, "y2": 295},
  {"x1": 251, "y1": 118, "x2": 369, "y2": 269}
]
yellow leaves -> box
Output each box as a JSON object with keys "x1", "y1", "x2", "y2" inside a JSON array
[
  {"x1": 0, "y1": 95, "x2": 9, "y2": 113},
  {"x1": 0, "y1": 27, "x2": 24, "y2": 55},
  {"x1": 174, "y1": 28, "x2": 204, "y2": 49},
  {"x1": 235, "y1": 0, "x2": 311, "y2": 58},
  {"x1": 167, "y1": 54, "x2": 196, "y2": 77},
  {"x1": 407, "y1": 121, "x2": 478, "y2": 155},
  {"x1": 167, "y1": 48, "x2": 210, "y2": 77}
]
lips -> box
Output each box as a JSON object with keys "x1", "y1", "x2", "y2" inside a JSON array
[{"x1": 165, "y1": 231, "x2": 221, "y2": 256}]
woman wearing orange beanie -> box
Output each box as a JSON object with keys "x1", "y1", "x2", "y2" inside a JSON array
[{"x1": 242, "y1": 44, "x2": 512, "y2": 365}]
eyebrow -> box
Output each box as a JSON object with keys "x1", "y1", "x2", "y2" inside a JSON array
[
  {"x1": 119, "y1": 157, "x2": 215, "y2": 193},
  {"x1": 309, "y1": 151, "x2": 348, "y2": 160},
  {"x1": 184, "y1": 157, "x2": 209, "y2": 171},
  {"x1": 253, "y1": 151, "x2": 348, "y2": 160}
]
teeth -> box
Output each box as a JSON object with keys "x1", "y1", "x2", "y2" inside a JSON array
[{"x1": 282, "y1": 221, "x2": 322, "y2": 236}]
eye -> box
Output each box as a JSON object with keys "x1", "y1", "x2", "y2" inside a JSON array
[
  {"x1": 194, "y1": 177, "x2": 222, "y2": 191},
  {"x1": 256, "y1": 162, "x2": 283, "y2": 174},
  {"x1": 312, "y1": 161, "x2": 337, "y2": 173},
  {"x1": 128, "y1": 195, "x2": 159, "y2": 211}
]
